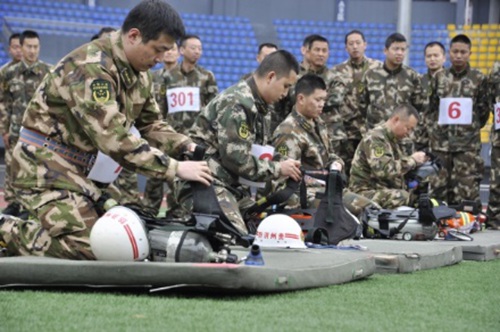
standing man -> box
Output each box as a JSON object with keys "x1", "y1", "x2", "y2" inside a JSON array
[
  {"x1": 415, "y1": 41, "x2": 447, "y2": 150},
  {"x1": 279, "y1": 34, "x2": 345, "y2": 152},
  {"x1": 0, "y1": 30, "x2": 51, "y2": 218},
  {"x1": 241, "y1": 42, "x2": 278, "y2": 81},
  {"x1": 158, "y1": 34, "x2": 218, "y2": 135},
  {"x1": 142, "y1": 42, "x2": 181, "y2": 217},
  {"x1": 331, "y1": 30, "x2": 382, "y2": 178},
  {"x1": 427, "y1": 34, "x2": 489, "y2": 206},
  {"x1": 188, "y1": 50, "x2": 302, "y2": 235},
  {"x1": 487, "y1": 61, "x2": 500, "y2": 230},
  {"x1": 144, "y1": 34, "x2": 217, "y2": 217},
  {"x1": 359, "y1": 33, "x2": 423, "y2": 132},
  {"x1": 349, "y1": 104, "x2": 427, "y2": 209},
  {"x1": 0, "y1": 33, "x2": 23, "y2": 216},
  {"x1": 0, "y1": 0, "x2": 212, "y2": 259}
]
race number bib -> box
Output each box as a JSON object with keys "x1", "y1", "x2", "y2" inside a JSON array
[
  {"x1": 166, "y1": 87, "x2": 200, "y2": 113},
  {"x1": 87, "y1": 126, "x2": 141, "y2": 184},
  {"x1": 438, "y1": 98, "x2": 473, "y2": 125},
  {"x1": 238, "y1": 144, "x2": 275, "y2": 188},
  {"x1": 495, "y1": 103, "x2": 500, "y2": 130}
]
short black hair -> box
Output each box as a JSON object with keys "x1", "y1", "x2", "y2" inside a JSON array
[
  {"x1": 20, "y1": 30, "x2": 40, "y2": 45},
  {"x1": 9, "y1": 33, "x2": 20, "y2": 45},
  {"x1": 345, "y1": 30, "x2": 366, "y2": 44},
  {"x1": 385, "y1": 32, "x2": 406, "y2": 49},
  {"x1": 450, "y1": 34, "x2": 471, "y2": 49},
  {"x1": 302, "y1": 34, "x2": 329, "y2": 49},
  {"x1": 258, "y1": 42, "x2": 278, "y2": 54},
  {"x1": 179, "y1": 34, "x2": 201, "y2": 47},
  {"x1": 391, "y1": 104, "x2": 420, "y2": 121},
  {"x1": 98, "y1": 27, "x2": 116, "y2": 37},
  {"x1": 122, "y1": 0, "x2": 185, "y2": 43},
  {"x1": 255, "y1": 49, "x2": 299, "y2": 79},
  {"x1": 295, "y1": 74, "x2": 326, "y2": 97},
  {"x1": 424, "y1": 41, "x2": 446, "y2": 55}
]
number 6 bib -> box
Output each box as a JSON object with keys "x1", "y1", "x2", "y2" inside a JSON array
[
  {"x1": 166, "y1": 87, "x2": 201, "y2": 113},
  {"x1": 438, "y1": 97, "x2": 473, "y2": 125}
]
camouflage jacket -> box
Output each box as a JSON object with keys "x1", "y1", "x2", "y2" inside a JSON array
[
  {"x1": 488, "y1": 62, "x2": 500, "y2": 147},
  {"x1": 414, "y1": 68, "x2": 444, "y2": 149},
  {"x1": 359, "y1": 63, "x2": 423, "y2": 130},
  {"x1": 427, "y1": 65, "x2": 489, "y2": 152},
  {"x1": 156, "y1": 63, "x2": 218, "y2": 135},
  {"x1": 190, "y1": 77, "x2": 280, "y2": 188},
  {"x1": 272, "y1": 109, "x2": 343, "y2": 170},
  {"x1": 277, "y1": 63, "x2": 346, "y2": 141},
  {"x1": 0, "y1": 60, "x2": 51, "y2": 140},
  {"x1": 0, "y1": 60, "x2": 21, "y2": 134},
  {"x1": 349, "y1": 124, "x2": 417, "y2": 193},
  {"x1": 13, "y1": 31, "x2": 191, "y2": 202},
  {"x1": 331, "y1": 56, "x2": 382, "y2": 139}
]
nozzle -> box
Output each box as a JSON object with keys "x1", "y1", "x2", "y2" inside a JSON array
[{"x1": 244, "y1": 244, "x2": 265, "y2": 266}]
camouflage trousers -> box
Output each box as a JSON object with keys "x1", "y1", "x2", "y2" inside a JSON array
[
  {"x1": 142, "y1": 178, "x2": 181, "y2": 218},
  {"x1": 357, "y1": 188, "x2": 411, "y2": 210},
  {"x1": 0, "y1": 188, "x2": 97, "y2": 259},
  {"x1": 429, "y1": 150, "x2": 483, "y2": 206},
  {"x1": 337, "y1": 138, "x2": 361, "y2": 181},
  {"x1": 3, "y1": 139, "x2": 15, "y2": 203},
  {"x1": 487, "y1": 145, "x2": 500, "y2": 226},
  {"x1": 106, "y1": 168, "x2": 141, "y2": 206}
]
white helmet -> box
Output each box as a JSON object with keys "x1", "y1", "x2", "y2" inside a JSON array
[
  {"x1": 255, "y1": 214, "x2": 307, "y2": 249},
  {"x1": 90, "y1": 206, "x2": 150, "y2": 261}
]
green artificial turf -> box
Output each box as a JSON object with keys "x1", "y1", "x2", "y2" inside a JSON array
[{"x1": 1, "y1": 259, "x2": 499, "y2": 332}]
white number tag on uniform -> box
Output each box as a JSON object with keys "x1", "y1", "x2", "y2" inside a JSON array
[
  {"x1": 495, "y1": 103, "x2": 500, "y2": 130},
  {"x1": 438, "y1": 97, "x2": 473, "y2": 125},
  {"x1": 87, "y1": 126, "x2": 141, "y2": 184},
  {"x1": 238, "y1": 144, "x2": 275, "y2": 189},
  {"x1": 166, "y1": 87, "x2": 200, "y2": 113}
]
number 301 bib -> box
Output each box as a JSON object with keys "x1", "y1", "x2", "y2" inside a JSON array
[
  {"x1": 438, "y1": 97, "x2": 473, "y2": 125},
  {"x1": 166, "y1": 87, "x2": 201, "y2": 113}
]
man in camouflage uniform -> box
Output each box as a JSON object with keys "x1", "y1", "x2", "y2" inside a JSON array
[
  {"x1": 279, "y1": 34, "x2": 346, "y2": 152},
  {"x1": 331, "y1": 30, "x2": 382, "y2": 178},
  {"x1": 349, "y1": 104, "x2": 427, "y2": 209},
  {"x1": 414, "y1": 41, "x2": 447, "y2": 150},
  {"x1": 0, "y1": 0, "x2": 212, "y2": 259},
  {"x1": 156, "y1": 34, "x2": 218, "y2": 134},
  {"x1": 144, "y1": 34, "x2": 218, "y2": 217},
  {"x1": 141, "y1": 42, "x2": 181, "y2": 216},
  {"x1": 0, "y1": 33, "x2": 22, "y2": 216},
  {"x1": 0, "y1": 30, "x2": 51, "y2": 218},
  {"x1": 487, "y1": 61, "x2": 500, "y2": 229},
  {"x1": 188, "y1": 50, "x2": 302, "y2": 235},
  {"x1": 272, "y1": 74, "x2": 378, "y2": 216},
  {"x1": 427, "y1": 35, "x2": 489, "y2": 206},
  {"x1": 359, "y1": 33, "x2": 423, "y2": 154}
]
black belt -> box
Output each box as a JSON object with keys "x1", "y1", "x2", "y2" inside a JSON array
[{"x1": 19, "y1": 128, "x2": 96, "y2": 169}]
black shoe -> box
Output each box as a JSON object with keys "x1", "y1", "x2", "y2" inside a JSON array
[
  {"x1": 2, "y1": 203, "x2": 20, "y2": 217},
  {"x1": 17, "y1": 210, "x2": 31, "y2": 220}
]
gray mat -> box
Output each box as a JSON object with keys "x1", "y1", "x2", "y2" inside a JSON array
[
  {"x1": 0, "y1": 248, "x2": 375, "y2": 293},
  {"x1": 432, "y1": 230, "x2": 500, "y2": 261},
  {"x1": 356, "y1": 239, "x2": 462, "y2": 273}
]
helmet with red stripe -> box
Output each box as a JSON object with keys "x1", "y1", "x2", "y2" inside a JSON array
[
  {"x1": 255, "y1": 214, "x2": 306, "y2": 249},
  {"x1": 90, "y1": 206, "x2": 150, "y2": 261}
]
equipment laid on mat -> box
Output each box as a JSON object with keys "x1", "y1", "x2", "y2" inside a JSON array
[{"x1": 245, "y1": 168, "x2": 361, "y2": 246}]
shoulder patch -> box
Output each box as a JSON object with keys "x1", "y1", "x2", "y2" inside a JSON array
[
  {"x1": 91, "y1": 79, "x2": 111, "y2": 103},
  {"x1": 373, "y1": 145, "x2": 384, "y2": 158},
  {"x1": 277, "y1": 145, "x2": 289, "y2": 157},
  {"x1": 238, "y1": 121, "x2": 250, "y2": 139}
]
